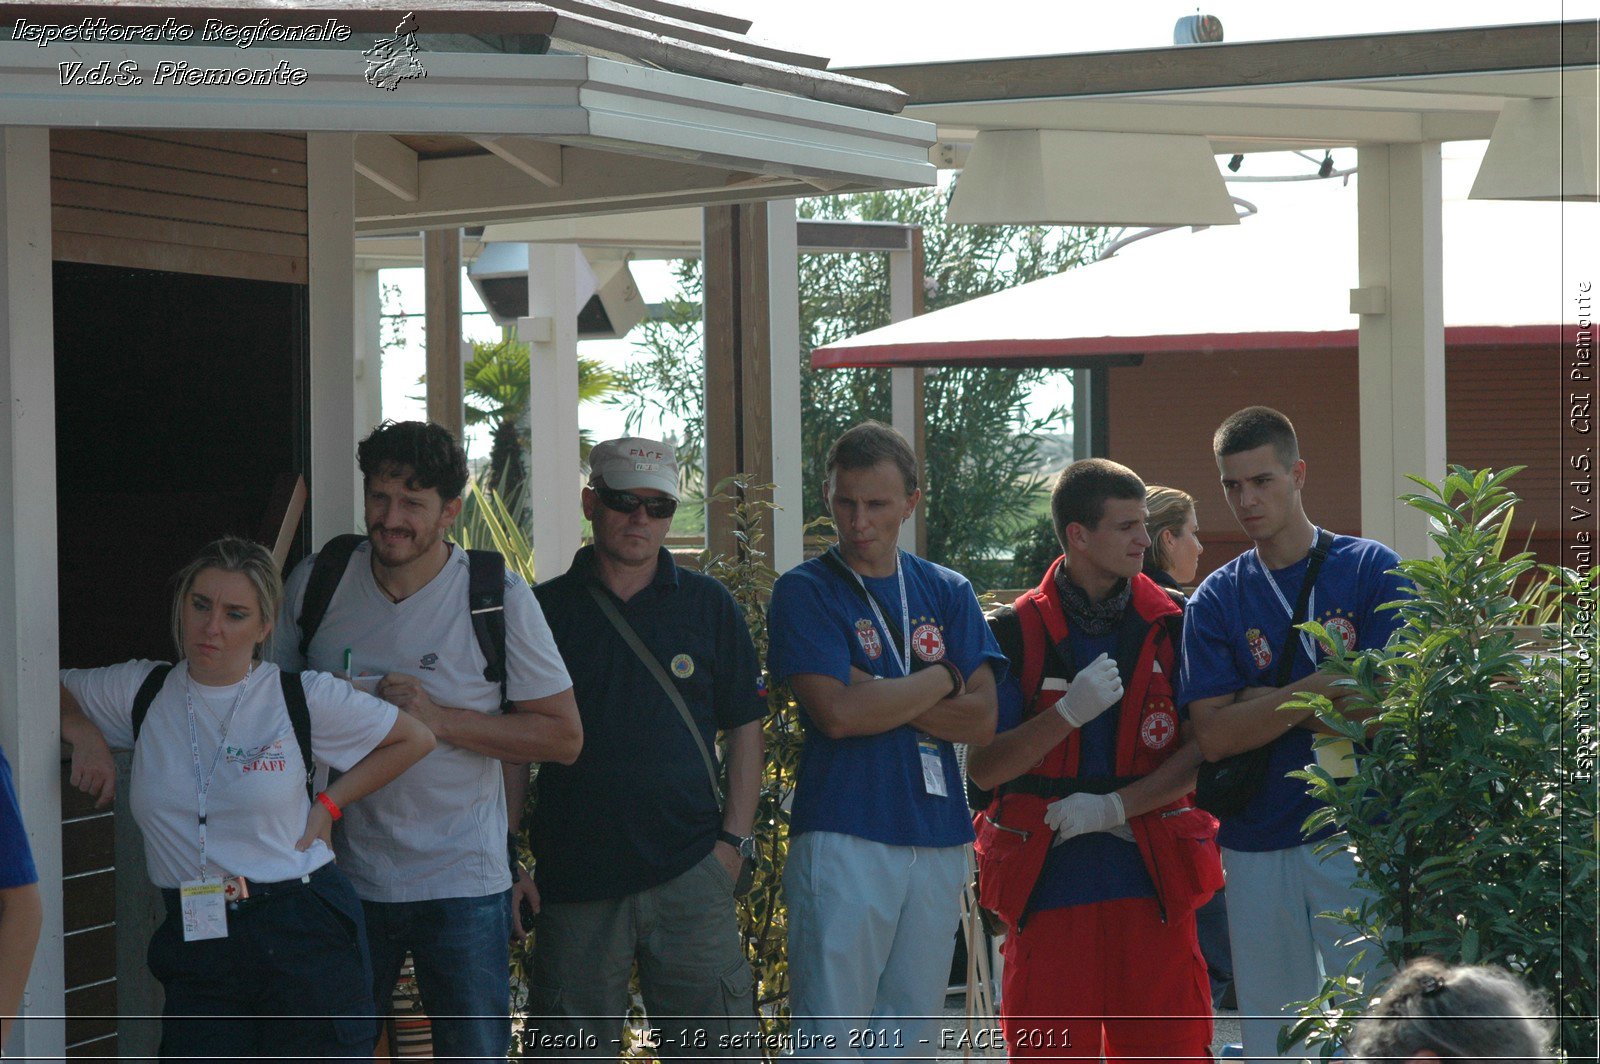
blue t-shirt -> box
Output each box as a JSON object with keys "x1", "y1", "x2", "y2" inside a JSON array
[
  {"x1": 1181, "y1": 533, "x2": 1408, "y2": 851},
  {"x1": 768, "y1": 550, "x2": 1008, "y2": 847},
  {"x1": 1, "y1": 744, "x2": 39, "y2": 889}
]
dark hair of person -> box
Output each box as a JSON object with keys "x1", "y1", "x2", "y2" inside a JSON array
[
  {"x1": 1349, "y1": 957, "x2": 1554, "y2": 1064},
  {"x1": 170, "y1": 536, "x2": 282, "y2": 661},
  {"x1": 1050, "y1": 459, "x2": 1147, "y2": 550},
  {"x1": 1144, "y1": 485, "x2": 1196, "y2": 576},
  {"x1": 825, "y1": 421, "x2": 919, "y2": 495},
  {"x1": 1213, "y1": 405, "x2": 1300, "y2": 470},
  {"x1": 357, "y1": 420, "x2": 470, "y2": 502}
]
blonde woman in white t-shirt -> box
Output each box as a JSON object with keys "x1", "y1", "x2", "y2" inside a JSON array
[{"x1": 59, "y1": 536, "x2": 434, "y2": 1062}]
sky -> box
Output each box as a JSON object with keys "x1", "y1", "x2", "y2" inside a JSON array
[
  {"x1": 380, "y1": 0, "x2": 1599, "y2": 459},
  {"x1": 732, "y1": 0, "x2": 1597, "y2": 65}
]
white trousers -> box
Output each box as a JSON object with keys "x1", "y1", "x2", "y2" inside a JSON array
[
  {"x1": 1222, "y1": 842, "x2": 1388, "y2": 1062},
  {"x1": 785, "y1": 831, "x2": 968, "y2": 1064}
]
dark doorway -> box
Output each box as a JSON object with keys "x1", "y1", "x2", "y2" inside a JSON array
[{"x1": 54, "y1": 261, "x2": 308, "y2": 667}]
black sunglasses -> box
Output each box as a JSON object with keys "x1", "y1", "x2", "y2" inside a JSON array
[{"x1": 596, "y1": 486, "x2": 678, "y2": 520}]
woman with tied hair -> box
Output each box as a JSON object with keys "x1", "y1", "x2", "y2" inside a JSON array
[
  {"x1": 58, "y1": 536, "x2": 435, "y2": 1061},
  {"x1": 1351, "y1": 957, "x2": 1555, "y2": 1063},
  {"x1": 1142, "y1": 484, "x2": 1238, "y2": 1010},
  {"x1": 1143, "y1": 485, "x2": 1205, "y2": 594}
]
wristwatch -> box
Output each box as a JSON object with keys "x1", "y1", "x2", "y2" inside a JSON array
[{"x1": 717, "y1": 829, "x2": 757, "y2": 861}]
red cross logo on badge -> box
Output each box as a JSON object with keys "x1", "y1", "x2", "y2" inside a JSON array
[
  {"x1": 1325, "y1": 614, "x2": 1358, "y2": 654},
  {"x1": 1141, "y1": 706, "x2": 1178, "y2": 751},
  {"x1": 912, "y1": 623, "x2": 945, "y2": 662},
  {"x1": 855, "y1": 618, "x2": 882, "y2": 660}
]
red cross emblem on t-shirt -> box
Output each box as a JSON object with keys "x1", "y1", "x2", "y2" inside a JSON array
[
  {"x1": 1140, "y1": 705, "x2": 1178, "y2": 751},
  {"x1": 912, "y1": 622, "x2": 945, "y2": 662}
]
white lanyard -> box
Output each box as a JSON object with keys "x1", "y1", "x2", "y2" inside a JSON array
[
  {"x1": 184, "y1": 665, "x2": 253, "y2": 880},
  {"x1": 848, "y1": 549, "x2": 911, "y2": 678},
  {"x1": 1261, "y1": 529, "x2": 1320, "y2": 666}
]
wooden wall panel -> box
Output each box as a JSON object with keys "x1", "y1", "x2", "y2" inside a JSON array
[
  {"x1": 1106, "y1": 343, "x2": 1563, "y2": 580},
  {"x1": 1446, "y1": 345, "x2": 1564, "y2": 536},
  {"x1": 1106, "y1": 347, "x2": 1361, "y2": 580},
  {"x1": 50, "y1": 129, "x2": 308, "y2": 284}
]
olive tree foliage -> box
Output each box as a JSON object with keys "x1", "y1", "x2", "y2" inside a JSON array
[
  {"x1": 1278, "y1": 467, "x2": 1597, "y2": 1059},
  {"x1": 615, "y1": 184, "x2": 1106, "y2": 588}
]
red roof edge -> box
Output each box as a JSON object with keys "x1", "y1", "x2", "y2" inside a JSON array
[{"x1": 810, "y1": 324, "x2": 1566, "y2": 369}]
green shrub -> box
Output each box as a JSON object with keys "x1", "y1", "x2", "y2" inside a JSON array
[
  {"x1": 695, "y1": 478, "x2": 809, "y2": 1054},
  {"x1": 1280, "y1": 467, "x2": 1596, "y2": 1058}
]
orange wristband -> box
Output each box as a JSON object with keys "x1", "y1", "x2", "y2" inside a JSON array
[{"x1": 315, "y1": 792, "x2": 342, "y2": 820}]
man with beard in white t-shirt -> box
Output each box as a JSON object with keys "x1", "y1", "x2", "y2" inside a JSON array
[{"x1": 273, "y1": 420, "x2": 582, "y2": 1063}]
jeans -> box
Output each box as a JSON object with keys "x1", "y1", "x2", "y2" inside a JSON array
[{"x1": 365, "y1": 890, "x2": 513, "y2": 1064}]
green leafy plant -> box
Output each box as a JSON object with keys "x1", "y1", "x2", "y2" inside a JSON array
[
  {"x1": 1277, "y1": 466, "x2": 1596, "y2": 1058},
  {"x1": 695, "y1": 476, "x2": 813, "y2": 1056}
]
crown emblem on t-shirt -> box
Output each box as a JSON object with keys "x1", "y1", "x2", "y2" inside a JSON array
[{"x1": 1245, "y1": 627, "x2": 1272, "y2": 670}]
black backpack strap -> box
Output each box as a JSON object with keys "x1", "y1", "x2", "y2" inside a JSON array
[
  {"x1": 297, "y1": 534, "x2": 367, "y2": 659},
  {"x1": 466, "y1": 549, "x2": 508, "y2": 701},
  {"x1": 279, "y1": 671, "x2": 316, "y2": 804},
  {"x1": 130, "y1": 663, "x2": 176, "y2": 742},
  {"x1": 1273, "y1": 529, "x2": 1334, "y2": 688}
]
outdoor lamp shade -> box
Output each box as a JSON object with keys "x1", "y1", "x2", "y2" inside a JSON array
[
  {"x1": 946, "y1": 129, "x2": 1239, "y2": 226},
  {"x1": 1470, "y1": 93, "x2": 1599, "y2": 202}
]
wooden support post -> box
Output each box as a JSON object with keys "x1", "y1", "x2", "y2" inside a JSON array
[
  {"x1": 307, "y1": 133, "x2": 359, "y2": 541},
  {"x1": 703, "y1": 202, "x2": 779, "y2": 564},
  {"x1": 890, "y1": 229, "x2": 928, "y2": 556},
  {"x1": 424, "y1": 228, "x2": 465, "y2": 441},
  {"x1": 0, "y1": 124, "x2": 65, "y2": 1060},
  {"x1": 523, "y1": 244, "x2": 583, "y2": 578},
  {"x1": 1357, "y1": 142, "x2": 1445, "y2": 558},
  {"x1": 766, "y1": 199, "x2": 804, "y2": 574}
]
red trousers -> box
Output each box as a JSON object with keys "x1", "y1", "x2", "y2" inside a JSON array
[{"x1": 999, "y1": 896, "x2": 1213, "y2": 1063}]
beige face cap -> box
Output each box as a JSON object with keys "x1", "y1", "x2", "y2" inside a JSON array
[{"x1": 589, "y1": 437, "x2": 680, "y2": 499}]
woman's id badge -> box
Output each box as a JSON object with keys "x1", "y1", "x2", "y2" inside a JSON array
[
  {"x1": 918, "y1": 736, "x2": 947, "y2": 797},
  {"x1": 180, "y1": 879, "x2": 229, "y2": 941}
]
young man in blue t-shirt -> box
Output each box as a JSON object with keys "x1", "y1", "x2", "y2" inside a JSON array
[
  {"x1": 768, "y1": 421, "x2": 1005, "y2": 1061},
  {"x1": 1182, "y1": 407, "x2": 1408, "y2": 1061}
]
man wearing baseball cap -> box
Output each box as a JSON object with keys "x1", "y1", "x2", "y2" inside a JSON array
[{"x1": 523, "y1": 437, "x2": 765, "y2": 1058}]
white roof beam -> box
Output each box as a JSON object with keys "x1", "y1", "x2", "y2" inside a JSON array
[
  {"x1": 947, "y1": 129, "x2": 1238, "y2": 226},
  {"x1": 1470, "y1": 90, "x2": 1600, "y2": 201},
  {"x1": 469, "y1": 136, "x2": 565, "y2": 188},
  {"x1": 356, "y1": 151, "x2": 808, "y2": 232},
  {"x1": 353, "y1": 135, "x2": 419, "y2": 203}
]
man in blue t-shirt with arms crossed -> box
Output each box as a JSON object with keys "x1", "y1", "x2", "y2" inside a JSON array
[
  {"x1": 768, "y1": 421, "x2": 1005, "y2": 1061},
  {"x1": 1183, "y1": 406, "x2": 1408, "y2": 1061}
]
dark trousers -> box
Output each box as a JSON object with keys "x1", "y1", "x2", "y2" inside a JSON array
[{"x1": 150, "y1": 864, "x2": 377, "y2": 1063}]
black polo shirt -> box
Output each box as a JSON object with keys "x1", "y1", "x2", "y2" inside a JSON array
[{"x1": 530, "y1": 546, "x2": 766, "y2": 903}]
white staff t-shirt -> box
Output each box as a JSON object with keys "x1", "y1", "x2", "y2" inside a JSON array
[{"x1": 61, "y1": 660, "x2": 397, "y2": 889}]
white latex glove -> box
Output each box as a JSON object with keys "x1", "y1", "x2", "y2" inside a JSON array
[
  {"x1": 1043, "y1": 791, "x2": 1130, "y2": 846},
  {"x1": 1053, "y1": 653, "x2": 1123, "y2": 728}
]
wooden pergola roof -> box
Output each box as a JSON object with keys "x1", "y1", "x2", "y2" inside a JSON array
[{"x1": 0, "y1": 0, "x2": 910, "y2": 111}]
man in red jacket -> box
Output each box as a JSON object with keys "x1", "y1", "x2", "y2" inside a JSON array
[{"x1": 970, "y1": 459, "x2": 1219, "y2": 1062}]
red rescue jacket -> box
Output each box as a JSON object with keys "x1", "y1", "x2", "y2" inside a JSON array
[{"x1": 973, "y1": 558, "x2": 1222, "y2": 931}]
